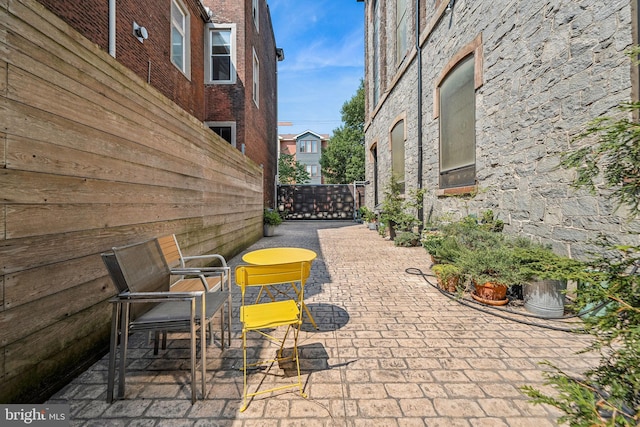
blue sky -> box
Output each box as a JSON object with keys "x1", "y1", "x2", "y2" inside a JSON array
[{"x1": 268, "y1": 0, "x2": 365, "y2": 136}]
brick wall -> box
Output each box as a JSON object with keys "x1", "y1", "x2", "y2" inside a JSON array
[
  {"x1": 39, "y1": 0, "x2": 206, "y2": 120},
  {"x1": 202, "y1": 0, "x2": 279, "y2": 207}
]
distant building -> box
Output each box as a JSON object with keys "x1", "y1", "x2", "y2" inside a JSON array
[{"x1": 279, "y1": 131, "x2": 330, "y2": 184}]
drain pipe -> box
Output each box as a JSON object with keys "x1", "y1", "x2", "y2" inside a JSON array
[
  {"x1": 108, "y1": 0, "x2": 116, "y2": 57},
  {"x1": 415, "y1": 0, "x2": 424, "y2": 224}
]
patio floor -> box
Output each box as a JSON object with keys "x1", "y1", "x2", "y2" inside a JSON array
[{"x1": 48, "y1": 221, "x2": 598, "y2": 426}]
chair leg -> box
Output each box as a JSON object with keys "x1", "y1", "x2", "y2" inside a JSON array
[
  {"x1": 227, "y1": 294, "x2": 232, "y2": 347},
  {"x1": 106, "y1": 302, "x2": 120, "y2": 403},
  {"x1": 201, "y1": 322, "x2": 207, "y2": 399},
  {"x1": 240, "y1": 328, "x2": 248, "y2": 412},
  {"x1": 190, "y1": 312, "x2": 197, "y2": 404},
  {"x1": 292, "y1": 321, "x2": 307, "y2": 398},
  {"x1": 117, "y1": 303, "x2": 131, "y2": 399}
]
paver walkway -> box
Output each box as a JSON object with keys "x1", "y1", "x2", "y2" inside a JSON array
[{"x1": 48, "y1": 221, "x2": 598, "y2": 426}]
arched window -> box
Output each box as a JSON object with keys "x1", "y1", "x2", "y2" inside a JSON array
[
  {"x1": 438, "y1": 55, "x2": 475, "y2": 189},
  {"x1": 372, "y1": 0, "x2": 381, "y2": 106},
  {"x1": 395, "y1": 0, "x2": 408, "y2": 64},
  {"x1": 370, "y1": 143, "x2": 379, "y2": 205},
  {"x1": 390, "y1": 119, "x2": 405, "y2": 193}
]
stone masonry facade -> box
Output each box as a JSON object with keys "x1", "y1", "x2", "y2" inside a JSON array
[{"x1": 363, "y1": 0, "x2": 640, "y2": 258}]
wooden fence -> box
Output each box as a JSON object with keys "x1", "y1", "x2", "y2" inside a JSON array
[{"x1": 0, "y1": 0, "x2": 263, "y2": 402}]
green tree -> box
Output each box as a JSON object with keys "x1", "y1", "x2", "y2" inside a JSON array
[
  {"x1": 278, "y1": 153, "x2": 310, "y2": 184},
  {"x1": 320, "y1": 80, "x2": 365, "y2": 183}
]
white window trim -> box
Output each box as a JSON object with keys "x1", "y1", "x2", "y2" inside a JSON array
[
  {"x1": 171, "y1": 0, "x2": 191, "y2": 78},
  {"x1": 252, "y1": 0, "x2": 259, "y2": 32},
  {"x1": 206, "y1": 121, "x2": 237, "y2": 148},
  {"x1": 252, "y1": 48, "x2": 259, "y2": 107},
  {"x1": 205, "y1": 23, "x2": 237, "y2": 85}
]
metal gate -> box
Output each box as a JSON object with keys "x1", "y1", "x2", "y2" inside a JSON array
[{"x1": 277, "y1": 185, "x2": 360, "y2": 220}]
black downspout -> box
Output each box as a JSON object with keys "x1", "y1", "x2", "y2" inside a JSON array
[{"x1": 416, "y1": 0, "x2": 424, "y2": 224}]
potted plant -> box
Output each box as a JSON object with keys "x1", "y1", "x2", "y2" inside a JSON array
[
  {"x1": 431, "y1": 263, "x2": 463, "y2": 292},
  {"x1": 456, "y1": 244, "x2": 525, "y2": 305},
  {"x1": 263, "y1": 208, "x2": 282, "y2": 237},
  {"x1": 394, "y1": 231, "x2": 421, "y2": 247},
  {"x1": 360, "y1": 206, "x2": 378, "y2": 230},
  {"x1": 379, "y1": 176, "x2": 425, "y2": 239},
  {"x1": 512, "y1": 245, "x2": 587, "y2": 318},
  {"x1": 421, "y1": 230, "x2": 444, "y2": 264}
]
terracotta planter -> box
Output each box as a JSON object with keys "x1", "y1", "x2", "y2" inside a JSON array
[
  {"x1": 436, "y1": 275, "x2": 460, "y2": 292},
  {"x1": 473, "y1": 281, "x2": 508, "y2": 304}
]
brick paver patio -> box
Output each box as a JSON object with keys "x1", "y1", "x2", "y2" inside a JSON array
[{"x1": 48, "y1": 221, "x2": 598, "y2": 426}]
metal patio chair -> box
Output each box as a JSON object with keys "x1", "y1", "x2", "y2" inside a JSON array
[
  {"x1": 102, "y1": 239, "x2": 229, "y2": 403},
  {"x1": 156, "y1": 234, "x2": 232, "y2": 347},
  {"x1": 235, "y1": 261, "x2": 311, "y2": 411}
]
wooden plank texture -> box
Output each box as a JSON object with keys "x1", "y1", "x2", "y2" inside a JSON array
[{"x1": 0, "y1": 0, "x2": 264, "y2": 403}]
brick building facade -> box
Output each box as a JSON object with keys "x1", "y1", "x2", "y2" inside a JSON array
[
  {"x1": 202, "y1": 0, "x2": 281, "y2": 206},
  {"x1": 38, "y1": 0, "x2": 281, "y2": 207},
  {"x1": 38, "y1": 0, "x2": 209, "y2": 119},
  {"x1": 361, "y1": 0, "x2": 640, "y2": 258}
]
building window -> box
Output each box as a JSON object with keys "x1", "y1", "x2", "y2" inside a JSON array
[
  {"x1": 371, "y1": 143, "x2": 379, "y2": 206},
  {"x1": 372, "y1": 0, "x2": 381, "y2": 106},
  {"x1": 252, "y1": 0, "x2": 259, "y2": 32},
  {"x1": 253, "y1": 48, "x2": 259, "y2": 106},
  {"x1": 439, "y1": 55, "x2": 476, "y2": 189},
  {"x1": 171, "y1": 0, "x2": 190, "y2": 76},
  {"x1": 306, "y1": 165, "x2": 319, "y2": 177},
  {"x1": 299, "y1": 140, "x2": 318, "y2": 153},
  {"x1": 396, "y1": 0, "x2": 408, "y2": 64},
  {"x1": 206, "y1": 24, "x2": 236, "y2": 84},
  {"x1": 390, "y1": 119, "x2": 405, "y2": 193},
  {"x1": 206, "y1": 121, "x2": 236, "y2": 147}
]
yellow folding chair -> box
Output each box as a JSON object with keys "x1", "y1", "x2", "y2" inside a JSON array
[{"x1": 235, "y1": 261, "x2": 311, "y2": 411}]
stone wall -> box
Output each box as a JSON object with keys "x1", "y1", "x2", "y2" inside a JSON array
[{"x1": 364, "y1": 0, "x2": 639, "y2": 258}]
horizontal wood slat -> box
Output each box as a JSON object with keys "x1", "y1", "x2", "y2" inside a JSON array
[{"x1": 0, "y1": 0, "x2": 264, "y2": 402}]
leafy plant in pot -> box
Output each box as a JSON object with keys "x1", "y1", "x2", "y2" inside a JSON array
[
  {"x1": 456, "y1": 244, "x2": 526, "y2": 305},
  {"x1": 263, "y1": 209, "x2": 282, "y2": 237},
  {"x1": 421, "y1": 230, "x2": 444, "y2": 264},
  {"x1": 512, "y1": 244, "x2": 588, "y2": 318},
  {"x1": 379, "y1": 175, "x2": 425, "y2": 240},
  {"x1": 431, "y1": 263, "x2": 463, "y2": 293},
  {"x1": 359, "y1": 206, "x2": 378, "y2": 230}
]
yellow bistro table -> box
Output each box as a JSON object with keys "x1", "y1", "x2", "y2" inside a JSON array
[{"x1": 242, "y1": 247, "x2": 318, "y2": 329}]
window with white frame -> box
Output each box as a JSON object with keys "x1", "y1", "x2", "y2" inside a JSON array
[
  {"x1": 171, "y1": 0, "x2": 190, "y2": 76},
  {"x1": 252, "y1": 0, "x2": 259, "y2": 31},
  {"x1": 252, "y1": 49, "x2": 259, "y2": 106},
  {"x1": 306, "y1": 164, "x2": 319, "y2": 177},
  {"x1": 206, "y1": 24, "x2": 236, "y2": 84},
  {"x1": 206, "y1": 121, "x2": 236, "y2": 147},
  {"x1": 299, "y1": 140, "x2": 318, "y2": 153}
]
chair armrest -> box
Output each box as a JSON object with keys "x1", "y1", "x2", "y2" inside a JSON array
[
  {"x1": 172, "y1": 267, "x2": 228, "y2": 276},
  {"x1": 182, "y1": 254, "x2": 228, "y2": 267},
  {"x1": 112, "y1": 290, "x2": 204, "y2": 302}
]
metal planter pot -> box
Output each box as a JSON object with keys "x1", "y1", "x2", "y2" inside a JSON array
[{"x1": 523, "y1": 278, "x2": 567, "y2": 318}]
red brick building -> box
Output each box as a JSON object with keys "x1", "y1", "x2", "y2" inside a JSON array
[
  {"x1": 37, "y1": 0, "x2": 281, "y2": 206},
  {"x1": 201, "y1": 0, "x2": 281, "y2": 207}
]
